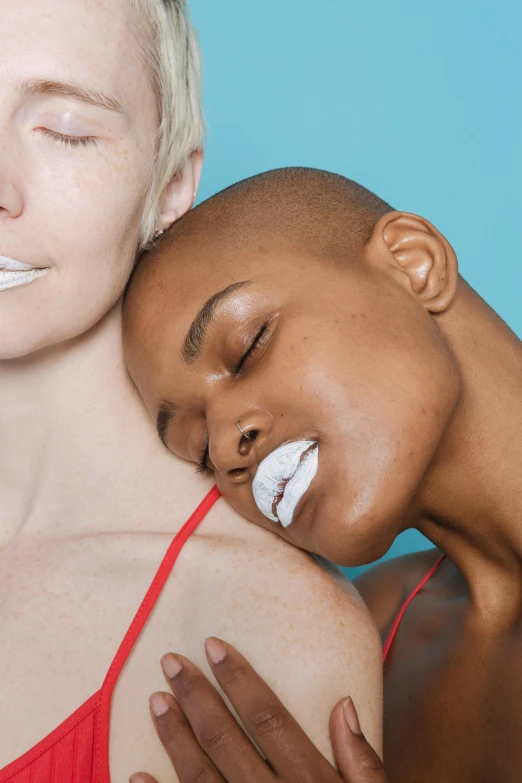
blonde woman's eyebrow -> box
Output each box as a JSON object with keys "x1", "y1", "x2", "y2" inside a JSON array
[{"x1": 20, "y1": 78, "x2": 124, "y2": 114}]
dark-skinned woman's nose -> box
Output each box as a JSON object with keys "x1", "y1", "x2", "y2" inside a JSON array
[{"x1": 208, "y1": 409, "x2": 274, "y2": 482}]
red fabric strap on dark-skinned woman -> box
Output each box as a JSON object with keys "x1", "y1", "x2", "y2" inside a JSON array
[{"x1": 382, "y1": 554, "x2": 446, "y2": 663}]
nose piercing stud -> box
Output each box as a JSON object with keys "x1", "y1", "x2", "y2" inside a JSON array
[{"x1": 237, "y1": 421, "x2": 251, "y2": 440}]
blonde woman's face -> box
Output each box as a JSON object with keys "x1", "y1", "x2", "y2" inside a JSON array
[{"x1": 0, "y1": 0, "x2": 159, "y2": 359}]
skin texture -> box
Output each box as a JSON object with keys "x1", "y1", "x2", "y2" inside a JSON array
[
  {"x1": 0, "y1": 7, "x2": 382, "y2": 782},
  {"x1": 124, "y1": 168, "x2": 522, "y2": 782}
]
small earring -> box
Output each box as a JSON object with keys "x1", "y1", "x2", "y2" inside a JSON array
[{"x1": 154, "y1": 228, "x2": 164, "y2": 239}]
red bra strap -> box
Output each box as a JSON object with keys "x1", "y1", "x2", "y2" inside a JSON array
[
  {"x1": 95, "y1": 485, "x2": 221, "y2": 780},
  {"x1": 382, "y1": 554, "x2": 446, "y2": 663}
]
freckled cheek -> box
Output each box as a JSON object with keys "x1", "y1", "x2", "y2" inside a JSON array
[
  {"x1": 83, "y1": 144, "x2": 146, "y2": 198},
  {"x1": 110, "y1": 134, "x2": 154, "y2": 187},
  {"x1": 37, "y1": 145, "x2": 149, "y2": 241}
]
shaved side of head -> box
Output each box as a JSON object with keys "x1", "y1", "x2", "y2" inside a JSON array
[{"x1": 125, "y1": 167, "x2": 393, "y2": 304}]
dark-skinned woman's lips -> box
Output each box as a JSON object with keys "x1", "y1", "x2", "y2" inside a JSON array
[{"x1": 252, "y1": 440, "x2": 319, "y2": 528}]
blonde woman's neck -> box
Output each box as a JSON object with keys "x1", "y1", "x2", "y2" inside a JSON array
[{"x1": 0, "y1": 300, "x2": 209, "y2": 547}]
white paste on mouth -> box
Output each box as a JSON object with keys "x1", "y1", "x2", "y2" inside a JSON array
[
  {"x1": 252, "y1": 440, "x2": 319, "y2": 528},
  {"x1": 0, "y1": 256, "x2": 48, "y2": 291}
]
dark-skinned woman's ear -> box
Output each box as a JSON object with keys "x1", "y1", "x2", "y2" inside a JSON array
[{"x1": 366, "y1": 211, "x2": 459, "y2": 314}]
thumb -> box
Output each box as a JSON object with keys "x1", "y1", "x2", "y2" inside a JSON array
[{"x1": 330, "y1": 698, "x2": 389, "y2": 783}]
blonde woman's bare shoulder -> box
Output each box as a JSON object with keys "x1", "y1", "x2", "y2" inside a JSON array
[
  {"x1": 194, "y1": 498, "x2": 369, "y2": 620},
  {"x1": 188, "y1": 500, "x2": 383, "y2": 759},
  {"x1": 109, "y1": 499, "x2": 382, "y2": 781}
]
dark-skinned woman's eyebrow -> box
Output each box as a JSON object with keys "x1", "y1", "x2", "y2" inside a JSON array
[
  {"x1": 156, "y1": 400, "x2": 178, "y2": 446},
  {"x1": 182, "y1": 280, "x2": 253, "y2": 364}
]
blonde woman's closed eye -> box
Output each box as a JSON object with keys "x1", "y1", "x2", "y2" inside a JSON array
[{"x1": 37, "y1": 127, "x2": 100, "y2": 148}]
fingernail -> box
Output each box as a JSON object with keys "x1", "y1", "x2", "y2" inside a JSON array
[
  {"x1": 205, "y1": 637, "x2": 227, "y2": 664},
  {"x1": 344, "y1": 697, "x2": 362, "y2": 735},
  {"x1": 150, "y1": 692, "x2": 171, "y2": 717},
  {"x1": 161, "y1": 653, "x2": 183, "y2": 679}
]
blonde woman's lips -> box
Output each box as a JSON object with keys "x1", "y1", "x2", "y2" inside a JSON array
[
  {"x1": 252, "y1": 440, "x2": 319, "y2": 528},
  {"x1": 0, "y1": 256, "x2": 49, "y2": 291}
]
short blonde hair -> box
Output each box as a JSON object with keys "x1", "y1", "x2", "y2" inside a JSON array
[{"x1": 130, "y1": 0, "x2": 204, "y2": 248}]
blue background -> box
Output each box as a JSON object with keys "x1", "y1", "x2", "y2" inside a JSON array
[{"x1": 189, "y1": 0, "x2": 522, "y2": 578}]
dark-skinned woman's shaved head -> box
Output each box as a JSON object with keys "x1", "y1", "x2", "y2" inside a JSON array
[{"x1": 126, "y1": 167, "x2": 394, "y2": 298}]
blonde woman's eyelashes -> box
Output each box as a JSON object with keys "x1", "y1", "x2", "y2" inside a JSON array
[{"x1": 38, "y1": 128, "x2": 99, "y2": 148}]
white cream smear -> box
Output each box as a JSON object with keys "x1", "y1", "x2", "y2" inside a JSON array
[
  {"x1": 0, "y1": 256, "x2": 48, "y2": 292},
  {"x1": 252, "y1": 440, "x2": 319, "y2": 528}
]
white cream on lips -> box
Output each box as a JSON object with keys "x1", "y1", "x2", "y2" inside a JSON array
[
  {"x1": 252, "y1": 440, "x2": 319, "y2": 528},
  {"x1": 0, "y1": 256, "x2": 49, "y2": 292}
]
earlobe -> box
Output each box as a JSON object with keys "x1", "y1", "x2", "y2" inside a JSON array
[
  {"x1": 156, "y1": 149, "x2": 204, "y2": 232},
  {"x1": 369, "y1": 212, "x2": 458, "y2": 314}
]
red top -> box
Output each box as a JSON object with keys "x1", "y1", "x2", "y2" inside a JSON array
[
  {"x1": 0, "y1": 486, "x2": 221, "y2": 783},
  {"x1": 382, "y1": 553, "x2": 446, "y2": 663}
]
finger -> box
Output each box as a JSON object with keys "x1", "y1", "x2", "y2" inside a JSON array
[
  {"x1": 129, "y1": 775, "x2": 159, "y2": 783},
  {"x1": 160, "y1": 656, "x2": 274, "y2": 783},
  {"x1": 148, "y1": 691, "x2": 227, "y2": 783},
  {"x1": 330, "y1": 698, "x2": 389, "y2": 783},
  {"x1": 202, "y1": 638, "x2": 339, "y2": 780}
]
